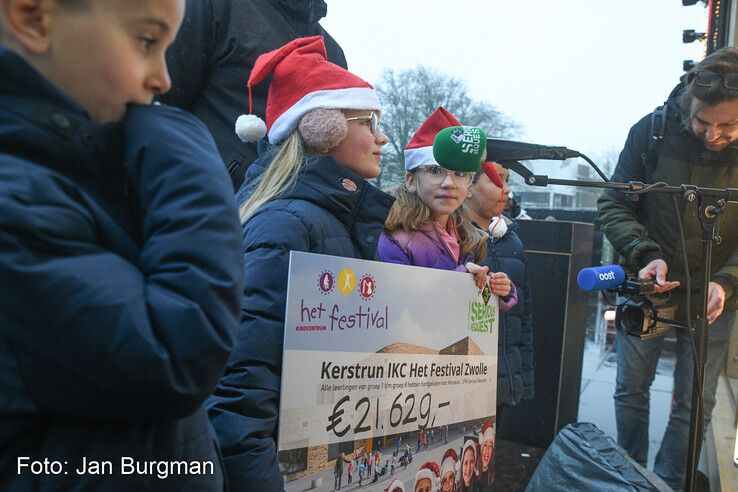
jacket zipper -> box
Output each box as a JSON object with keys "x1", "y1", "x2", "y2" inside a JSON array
[{"x1": 492, "y1": 237, "x2": 516, "y2": 405}]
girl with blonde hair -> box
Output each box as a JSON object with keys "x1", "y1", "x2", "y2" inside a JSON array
[{"x1": 208, "y1": 36, "x2": 394, "y2": 491}]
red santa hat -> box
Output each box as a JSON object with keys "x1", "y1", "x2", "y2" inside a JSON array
[
  {"x1": 386, "y1": 478, "x2": 405, "y2": 492},
  {"x1": 480, "y1": 419, "x2": 495, "y2": 444},
  {"x1": 235, "y1": 36, "x2": 381, "y2": 145},
  {"x1": 404, "y1": 107, "x2": 462, "y2": 171},
  {"x1": 414, "y1": 461, "x2": 440, "y2": 491},
  {"x1": 481, "y1": 162, "x2": 504, "y2": 188},
  {"x1": 440, "y1": 448, "x2": 459, "y2": 481},
  {"x1": 481, "y1": 161, "x2": 509, "y2": 238}
]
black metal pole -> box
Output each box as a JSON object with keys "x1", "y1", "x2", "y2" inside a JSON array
[
  {"x1": 685, "y1": 198, "x2": 720, "y2": 491},
  {"x1": 498, "y1": 158, "x2": 736, "y2": 492}
]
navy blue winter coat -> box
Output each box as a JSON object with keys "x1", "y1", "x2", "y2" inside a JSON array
[
  {"x1": 0, "y1": 47, "x2": 244, "y2": 490},
  {"x1": 208, "y1": 151, "x2": 394, "y2": 491},
  {"x1": 161, "y1": 0, "x2": 347, "y2": 190},
  {"x1": 479, "y1": 216, "x2": 534, "y2": 406}
]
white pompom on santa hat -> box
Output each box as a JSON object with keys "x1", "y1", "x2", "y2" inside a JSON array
[
  {"x1": 481, "y1": 161, "x2": 509, "y2": 238},
  {"x1": 234, "y1": 35, "x2": 380, "y2": 145}
]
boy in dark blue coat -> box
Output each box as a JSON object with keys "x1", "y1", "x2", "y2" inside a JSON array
[
  {"x1": 467, "y1": 161, "x2": 534, "y2": 490},
  {"x1": 467, "y1": 162, "x2": 534, "y2": 407},
  {"x1": 0, "y1": 1, "x2": 244, "y2": 489}
]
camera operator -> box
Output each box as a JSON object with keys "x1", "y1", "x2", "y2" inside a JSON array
[{"x1": 597, "y1": 47, "x2": 738, "y2": 489}]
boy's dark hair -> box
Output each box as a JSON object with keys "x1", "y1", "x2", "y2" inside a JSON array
[{"x1": 1, "y1": 0, "x2": 90, "y2": 38}]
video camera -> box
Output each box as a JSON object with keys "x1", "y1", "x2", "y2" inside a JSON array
[{"x1": 577, "y1": 265, "x2": 676, "y2": 339}]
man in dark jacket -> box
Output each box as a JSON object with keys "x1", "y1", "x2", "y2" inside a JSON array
[
  {"x1": 0, "y1": 1, "x2": 243, "y2": 489},
  {"x1": 598, "y1": 47, "x2": 738, "y2": 489},
  {"x1": 160, "y1": 0, "x2": 347, "y2": 190}
]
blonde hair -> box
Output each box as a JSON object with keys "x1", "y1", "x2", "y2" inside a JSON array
[
  {"x1": 239, "y1": 131, "x2": 305, "y2": 223},
  {"x1": 384, "y1": 182, "x2": 487, "y2": 262}
]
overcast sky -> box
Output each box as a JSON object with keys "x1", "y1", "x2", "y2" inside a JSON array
[{"x1": 322, "y1": 0, "x2": 709, "y2": 163}]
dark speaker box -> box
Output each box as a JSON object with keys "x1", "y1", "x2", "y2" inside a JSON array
[{"x1": 496, "y1": 219, "x2": 593, "y2": 448}]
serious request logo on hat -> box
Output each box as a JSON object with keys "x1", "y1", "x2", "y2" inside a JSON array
[{"x1": 449, "y1": 126, "x2": 483, "y2": 154}]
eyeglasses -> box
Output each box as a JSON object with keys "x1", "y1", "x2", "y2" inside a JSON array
[
  {"x1": 418, "y1": 165, "x2": 476, "y2": 187},
  {"x1": 345, "y1": 111, "x2": 381, "y2": 136},
  {"x1": 687, "y1": 71, "x2": 738, "y2": 91}
]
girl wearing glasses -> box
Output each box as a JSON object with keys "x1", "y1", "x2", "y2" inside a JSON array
[
  {"x1": 378, "y1": 108, "x2": 517, "y2": 307},
  {"x1": 210, "y1": 36, "x2": 394, "y2": 491}
]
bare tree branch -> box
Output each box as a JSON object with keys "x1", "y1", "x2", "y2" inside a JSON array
[{"x1": 374, "y1": 65, "x2": 521, "y2": 190}]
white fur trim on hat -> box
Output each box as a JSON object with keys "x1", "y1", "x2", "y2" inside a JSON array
[
  {"x1": 440, "y1": 456, "x2": 457, "y2": 481},
  {"x1": 235, "y1": 114, "x2": 267, "y2": 143},
  {"x1": 414, "y1": 468, "x2": 437, "y2": 489},
  {"x1": 269, "y1": 87, "x2": 381, "y2": 144},
  {"x1": 387, "y1": 478, "x2": 405, "y2": 492},
  {"x1": 404, "y1": 145, "x2": 436, "y2": 171},
  {"x1": 480, "y1": 425, "x2": 495, "y2": 444}
]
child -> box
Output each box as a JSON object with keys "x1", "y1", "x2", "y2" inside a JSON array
[
  {"x1": 206, "y1": 36, "x2": 393, "y2": 491},
  {"x1": 459, "y1": 440, "x2": 479, "y2": 492},
  {"x1": 415, "y1": 461, "x2": 441, "y2": 492},
  {"x1": 358, "y1": 457, "x2": 366, "y2": 485},
  {"x1": 440, "y1": 449, "x2": 459, "y2": 492},
  {"x1": 467, "y1": 163, "x2": 534, "y2": 409},
  {"x1": 0, "y1": 0, "x2": 244, "y2": 490},
  {"x1": 477, "y1": 420, "x2": 495, "y2": 490},
  {"x1": 378, "y1": 107, "x2": 517, "y2": 308}
]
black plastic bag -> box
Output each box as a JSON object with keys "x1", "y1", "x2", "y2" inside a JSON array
[{"x1": 526, "y1": 422, "x2": 672, "y2": 491}]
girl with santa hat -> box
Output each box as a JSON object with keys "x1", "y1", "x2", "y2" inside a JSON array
[
  {"x1": 440, "y1": 448, "x2": 460, "y2": 492},
  {"x1": 459, "y1": 439, "x2": 479, "y2": 492},
  {"x1": 414, "y1": 461, "x2": 441, "y2": 492},
  {"x1": 477, "y1": 420, "x2": 495, "y2": 490},
  {"x1": 378, "y1": 107, "x2": 517, "y2": 306},
  {"x1": 207, "y1": 36, "x2": 394, "y2": 491}
]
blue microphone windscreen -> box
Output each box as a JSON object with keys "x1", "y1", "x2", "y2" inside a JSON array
[{"x1": 577, "y1": 264, "x2": 626, "y2": 292}]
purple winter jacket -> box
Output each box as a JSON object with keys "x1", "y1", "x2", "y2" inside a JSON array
[{"x1": 377, "y1": 224, "x2": 518, "y2": 311}]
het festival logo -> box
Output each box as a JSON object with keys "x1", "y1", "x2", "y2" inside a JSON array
[
  {"x1": 318, "y1": 268, "x2": 375, "y2": 300},
  {"x1": 294, "y1": 268, "x2": 388, "y2": 332}
]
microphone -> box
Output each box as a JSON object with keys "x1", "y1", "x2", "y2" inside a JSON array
[
  {"x1": 432, "y1": 126, "x2": 487, "y2": 172},
  {"x1": 577, "y1": 264, "x2": 626, "y2": 292},
  {"x1": 486, "y1": 138, "x2": 580, "y2": 161}
]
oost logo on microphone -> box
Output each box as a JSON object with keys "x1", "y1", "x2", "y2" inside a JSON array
[{"x1": 598, "y1": 271, "x2": 616, "y2": 281}]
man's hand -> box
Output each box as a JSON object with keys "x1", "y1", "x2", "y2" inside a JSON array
[
  {"x1": 707, "y1": 281, "x2": 726, "y2": 324},
  {"x1": 639, "y1": 259, "x2": 680, "y2": 293}
]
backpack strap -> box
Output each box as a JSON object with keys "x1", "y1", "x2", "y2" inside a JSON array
[{"x1": 642, "y1": 103, "x2": 668, "y2": 174}]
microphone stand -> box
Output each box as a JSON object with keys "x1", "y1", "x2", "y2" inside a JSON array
[{"x1": 501, "y1": 158, "x2": 738, "y2": 492}]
